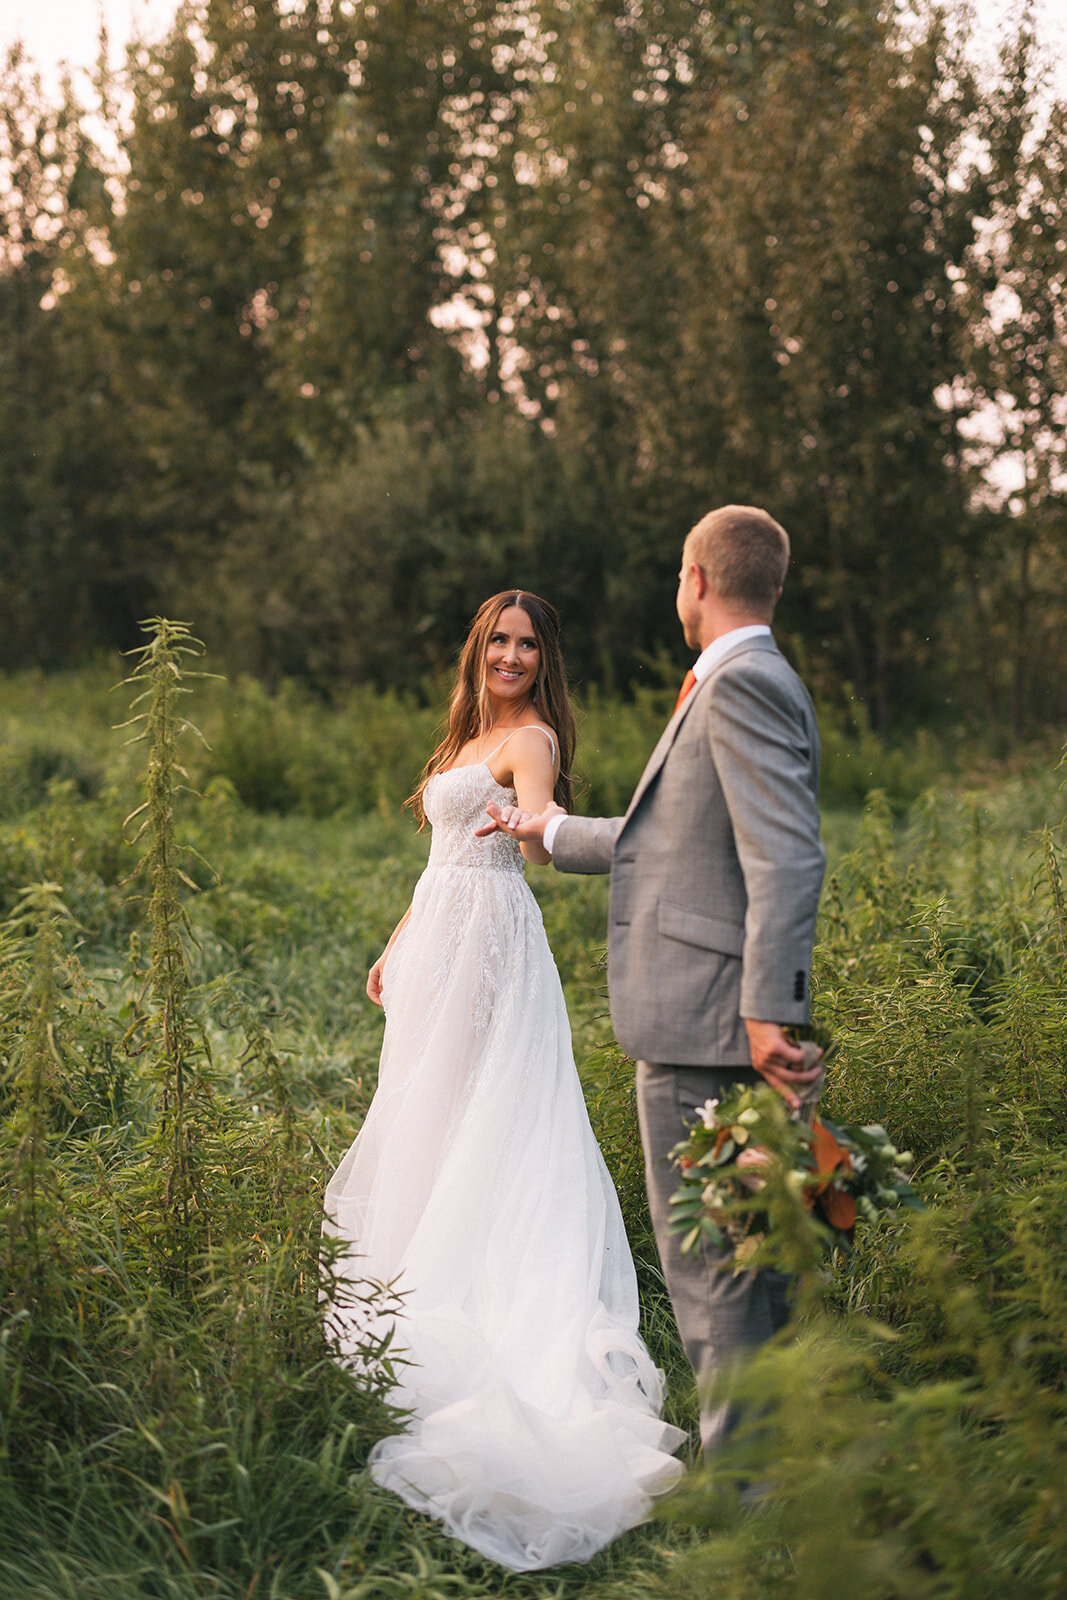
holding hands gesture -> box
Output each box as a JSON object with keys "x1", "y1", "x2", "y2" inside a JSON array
[
  {"x1": 477, "y1": 805, "x2": 822, "y2": 1114},
  {"x1": 475, "y1": 799, "x2": 567, "y2": 847}
]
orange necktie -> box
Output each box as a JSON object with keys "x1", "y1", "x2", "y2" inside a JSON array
[{"x1": 673, "y1": 668, "x2": 698, "y2": 714}]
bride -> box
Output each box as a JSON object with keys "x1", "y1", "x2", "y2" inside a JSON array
[{"x1": 323, "y1": 590, "x2": 685, "y2": 1571}]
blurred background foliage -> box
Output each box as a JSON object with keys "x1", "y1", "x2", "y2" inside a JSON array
[{"x1": 0, "y1": 0, "x2": 1064, "y2": 736}]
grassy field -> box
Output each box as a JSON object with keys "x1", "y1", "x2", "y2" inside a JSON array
[{"x1": 1, "y1": 647, "x2": 1065, "y2": 1599}]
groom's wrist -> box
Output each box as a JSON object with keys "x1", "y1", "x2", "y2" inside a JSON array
[{"x1": 542, "y1": 813, "x2": 568, "y2": 855}]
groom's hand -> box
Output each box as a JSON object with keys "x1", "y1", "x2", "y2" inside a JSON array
[
  {"x1": 474, "y1": 800, "x2": 566, "y2": 844},
  {"x1": 745, "y1": 1019, "x2": 823, "y2": 1111}
]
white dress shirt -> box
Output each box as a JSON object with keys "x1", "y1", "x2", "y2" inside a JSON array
[{"x1": 542, "y1": 625, "x2": 771, "y2": 855}]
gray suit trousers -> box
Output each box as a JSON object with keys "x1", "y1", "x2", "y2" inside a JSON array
[{"x1": 636, "y1": 1060, "x2": 791, "y2": 1456}]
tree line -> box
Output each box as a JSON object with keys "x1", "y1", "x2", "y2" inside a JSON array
[{"x1": 1, "y1": 0, "x2": 1064, "y2": 732}]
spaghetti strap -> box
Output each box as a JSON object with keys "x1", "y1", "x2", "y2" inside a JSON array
[
  {"x1": 527, "y1": 725, "x2": 558, "y2": 763},
  {"x1": 482, "y1": 726, "x2": 557, "y2": 767},
  {"x1": 481, "y1": 731, "x2": 519, "y2": 766}
]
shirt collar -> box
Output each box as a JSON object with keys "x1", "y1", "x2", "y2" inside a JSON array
[{"x1": 692, "y1": 624, "x2": 772, "y2": 683}]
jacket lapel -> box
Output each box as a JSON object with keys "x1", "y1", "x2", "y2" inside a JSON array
[{"x1": 623, "y1": 635, "x2": 781, "y2": 821}]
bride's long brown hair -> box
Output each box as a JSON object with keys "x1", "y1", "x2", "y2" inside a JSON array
[{"x1": 408, "y1": 590, "x2": 577, "y2": 828}]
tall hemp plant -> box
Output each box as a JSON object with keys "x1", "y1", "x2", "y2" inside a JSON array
[
  {"x1": 118, "y1": 618, "x2": 217, "y2": 1290},
  {"x1": 0, "y1": 882, "x2": 72, "y2": 1315}
]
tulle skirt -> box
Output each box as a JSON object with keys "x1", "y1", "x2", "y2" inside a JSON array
[{"x1": 324, "y1": 859, "x2": 685, "y2": 1570}]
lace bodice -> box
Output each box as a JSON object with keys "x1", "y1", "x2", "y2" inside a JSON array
[{"x1": 425, "y1": 764, "x2": 523, "y2": 873}]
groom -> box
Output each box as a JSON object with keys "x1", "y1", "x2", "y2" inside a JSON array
[{"x1": 480, "y1": 504, "x2": 825, "y2": 1455}]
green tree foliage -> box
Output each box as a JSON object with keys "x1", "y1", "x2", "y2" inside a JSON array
[
  {"x1": 474, "y1": 0, "x2": 984, "y2": 721},
  {"x1": 678, "y1": 2, "x2": 973, "y2": 727},
  {"x1": 0, "y1": 47, "x2": 117, "y2": 663},
  {"x1": 949, "y1": 24, "x2": 1067, "y2": 736},
  {"x1": 95, "y1": 2, "x2": 370, "y2": 618},
  {"x1": 0, "y1": 1, "x2": 1063, "y2": 728}
]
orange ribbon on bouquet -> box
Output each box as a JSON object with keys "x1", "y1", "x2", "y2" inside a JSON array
[{"x1": 807, "y1": 1118, "x2": 857, "y2": 1233}]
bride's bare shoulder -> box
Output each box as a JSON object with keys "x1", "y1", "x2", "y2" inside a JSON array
[{"x1": 509, "y1": 723, "x2": 559, "y2": 770}]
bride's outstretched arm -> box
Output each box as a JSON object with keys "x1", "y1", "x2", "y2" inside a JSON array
[
  {"x1": 482, "y1": 726, "x2": 560, "y2": 865},
  {"x1": 367, "y1": 906, "x2": 411, "y2": 1006}
]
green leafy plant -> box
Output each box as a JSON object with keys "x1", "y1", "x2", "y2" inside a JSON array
[
  {"x1": 116, "y1": 619, "x2": 221, "y2": 1287},
  {"x1": 0, "y1": 881, "x2": 74, "y2": 1311}
]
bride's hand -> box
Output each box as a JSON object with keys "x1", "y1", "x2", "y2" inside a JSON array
[
  {"x1": 475, "y1": 801, "x2": 563, "y2": 843},
  {"x1": 367, "y1": 955, "x2": 386, "y2": 1007}
]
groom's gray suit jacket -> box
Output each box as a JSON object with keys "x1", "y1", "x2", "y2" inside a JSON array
[{"x1": 553, "y1": 634, "x2": 825, "y2": 1066}]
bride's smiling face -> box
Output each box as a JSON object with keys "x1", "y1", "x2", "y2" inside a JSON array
[{"x1": 484, "y1": 606, "x2": 540, "y2": 707}]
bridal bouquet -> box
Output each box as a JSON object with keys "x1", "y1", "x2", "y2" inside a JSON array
[{"x1": 668, "y1": 1072, "x2": 922, "y2": 1269}]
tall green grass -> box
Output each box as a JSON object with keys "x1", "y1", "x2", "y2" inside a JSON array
[
  {"x1": 0, "y1": 642, "x2": 406, "y2": 1600},
  {"x1": 0, "y1": 652, "x2": 1064, "y2": 1598},
  {"x1": 659, "y1": 777, "x2": 1067, "y2": 1599}
]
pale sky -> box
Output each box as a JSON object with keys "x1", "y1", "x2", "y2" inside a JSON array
[
  {"x1": 6, "y1": 0, "x2": 1067, "y2": 88},
  {"x1": 1, "y1": 0, "x2": 1064, "y2": 94},
  {"x1": 1, "y1": 0, "x2": 178, "y2": 87}
]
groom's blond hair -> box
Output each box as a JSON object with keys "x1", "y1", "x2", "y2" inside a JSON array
[{"x1": 685, "y1": 505, "x2": 790, "y2": 616}]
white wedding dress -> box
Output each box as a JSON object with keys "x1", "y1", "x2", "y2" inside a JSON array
[{"x1": 324, "y1": 753, "x2": 685, "y2": 1571}]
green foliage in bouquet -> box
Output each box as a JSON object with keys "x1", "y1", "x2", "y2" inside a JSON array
[{"x1": 668, "y1": 1080, "x2": 922, "y2": 1274}]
